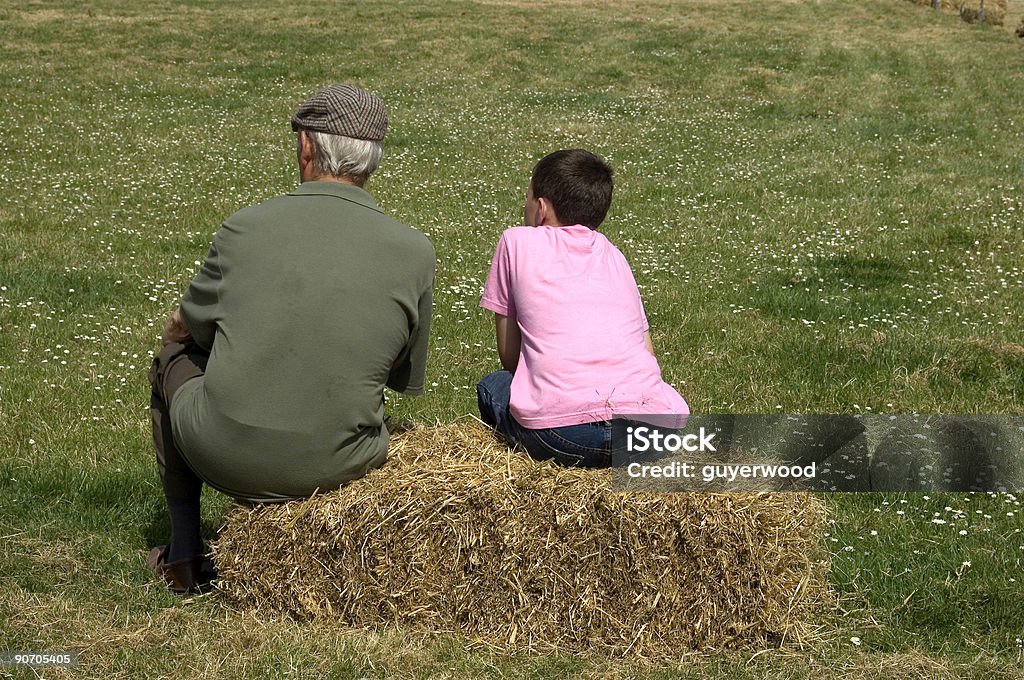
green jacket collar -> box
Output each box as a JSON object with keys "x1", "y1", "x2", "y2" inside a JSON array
[{"x1": 289, "y1": 181, "x2": 383, "y2": 214}]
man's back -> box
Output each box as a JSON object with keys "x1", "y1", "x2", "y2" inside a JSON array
[
  {"x1": 171, "y1": 181, "x2": 434, "y2": 501},
  {"x1": 147, "y1": 83, "x2": 427, "y2": 593}
]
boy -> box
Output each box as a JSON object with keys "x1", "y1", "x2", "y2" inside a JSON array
[{"x1": 477, "y1": 149, "x2": 688, "y2": 467}]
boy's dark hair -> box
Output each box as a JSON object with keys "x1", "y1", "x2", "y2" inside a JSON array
[{"x1": 531, "y1": 149, "x2": 613, "y2": 229}]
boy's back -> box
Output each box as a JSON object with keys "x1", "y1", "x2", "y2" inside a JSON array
[{"x1": 481, "y1": 224, "x2": 687, "y2": 429}]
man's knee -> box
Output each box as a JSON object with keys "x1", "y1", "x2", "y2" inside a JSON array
[
  {"x1": 150, "y1": 342, "x2": 186, "y2": 391},
  {"x1": 150, "y1": 342, "x2": 208, "y2": 405}
]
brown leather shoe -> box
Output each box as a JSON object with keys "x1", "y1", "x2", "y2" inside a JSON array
[{"x1": 146, "y1": 545, "x2": 216, "y2": 595}]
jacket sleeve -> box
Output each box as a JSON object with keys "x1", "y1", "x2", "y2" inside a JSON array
[
  {"x1": 387, "y1": 254, "x2": 434, "y2": 395},
  {"x1": 179, "y1": 234, "x2": 223, "y2": 352}
]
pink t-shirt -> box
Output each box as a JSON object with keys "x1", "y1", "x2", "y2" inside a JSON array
[{"x1": 480, "y1": 225, "x2": 689, "y2": 428}]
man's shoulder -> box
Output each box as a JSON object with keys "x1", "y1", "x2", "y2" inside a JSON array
[
  {"x1": 369, "y1": 209, "x2": 434, "y2": 263},
  {"x1": 224, "y1": 183, "x2": 373, "y2": 221},
  {"x1": 221, "y1": 190, "x2": 297, "y2": 223},
  {"x1": 387, "y1": 220, "x2": 435, "y2": 268},
  {"x1": 222, "y1": 189, "x2": 434, "y2": 259}
]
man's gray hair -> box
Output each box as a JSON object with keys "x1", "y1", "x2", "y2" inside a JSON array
[{"x1": 305, "y1": 130, "x2": 383, "y2": 184}]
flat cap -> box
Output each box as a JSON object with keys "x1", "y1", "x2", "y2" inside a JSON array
[{"x1": 290, "y1": 84, "x2": 388, "y2": 142}]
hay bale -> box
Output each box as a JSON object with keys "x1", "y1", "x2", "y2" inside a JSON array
[
  {"x1": 908, "y1": 0, "x2": 1006, "y2": 25},
  {"x1": 212, "y1": 422, "x2": 830, "y2": 658}
]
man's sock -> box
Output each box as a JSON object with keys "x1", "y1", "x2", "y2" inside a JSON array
[{"x1": 166, "y1": 495, "x2": 203, "y2": 563}]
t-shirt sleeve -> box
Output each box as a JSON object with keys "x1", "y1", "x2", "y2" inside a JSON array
[
  {"x1": 179, "y1": 235, "x2": 223, "y2": 352},
  {"x1": 480, "y1": 232, "x2": 515, "y2": 317},
  {"x1": 387, "y1": 269, "x2": 434, "y2": 396},
  {"x1": 618, "y1": 248, "x2": 650, "y2": 333}
]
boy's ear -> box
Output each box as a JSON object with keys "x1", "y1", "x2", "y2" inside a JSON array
[{"x1": 537, "y1": 197, "x2": 558, "y2": 226}]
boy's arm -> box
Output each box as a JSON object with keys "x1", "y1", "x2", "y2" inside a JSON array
[
  {"x1": 495, "y1": 313, "x2": 521, "y2": 372},
  {"x1": 644, "y1": 330, "x2": 654, "y2": 355}
]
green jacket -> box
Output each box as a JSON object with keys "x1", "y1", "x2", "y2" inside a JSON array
[{"x1": 171, "y1": 181, "x2": 434, "y2": 501}]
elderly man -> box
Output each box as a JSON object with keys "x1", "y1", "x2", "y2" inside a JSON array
[{"x1": 147, "y1": 84, "x2": 435, "y2": 594}]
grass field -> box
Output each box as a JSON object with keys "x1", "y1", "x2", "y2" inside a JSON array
[{"x1": 1, "y1": 0, "x2": 1023, "y2": 677}]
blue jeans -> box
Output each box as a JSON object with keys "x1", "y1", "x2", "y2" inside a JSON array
[{"x1": 476, "y1": 370, "x2": 614, "y2": 468}]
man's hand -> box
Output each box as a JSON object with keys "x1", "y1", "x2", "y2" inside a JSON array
[{"x1": 161, "y1": 308, "x2": 193, "y2": 346}]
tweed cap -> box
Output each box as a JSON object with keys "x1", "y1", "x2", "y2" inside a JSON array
[{"x1": 290, "y1": 84, "x2": 388, "y2": 142}]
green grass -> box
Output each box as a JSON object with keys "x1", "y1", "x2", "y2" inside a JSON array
[{"x1": 1, "y1": 0, "x2": 1023, "y2": 677}]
